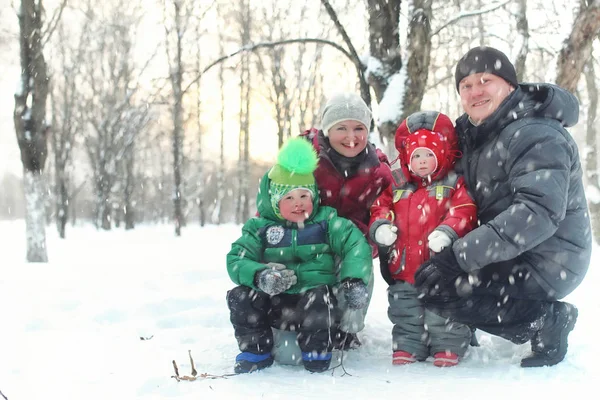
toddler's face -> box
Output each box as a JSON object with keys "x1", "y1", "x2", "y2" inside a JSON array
[
  {"x1": 410, "y1": 148, "x2": 437, "y2": 178},
  {"x1": 279, "y1": 189, "x2": 313, "y2": 223},
  {"x1": 327, "y1": 120, "x2": 368, "y2": 158}
]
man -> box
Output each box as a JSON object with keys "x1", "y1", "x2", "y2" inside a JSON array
[{"x1": 414, "y1": 46, "x2": 591, "y2": 367}]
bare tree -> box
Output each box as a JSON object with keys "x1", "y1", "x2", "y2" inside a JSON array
[
  {"x1": 513, "y1": 0, "x2": 530, "y2": 80},
  {"x1": 194, "y1": 16, "x2": 206, "y2": 227},
  {"x1": 584, "y1": 57, "x2": 600, "y2": 243},
  {"x1": 555, "y1": 0, "x2": 600, "y2": 92},
  {"x1": 163, "y1": 0, "x2": 189, "y2": 235},
  {"x1": 212, "y1": 1, "x2": 230, "y2": 225},
  {"x1": 13, "y1": 0, "x2": 65, "y2": 262},
  {"x1": 49, "y1": 17, "x2": 88, "y2": 238},
  {"x1": 81, "y1": 1, "x2": 148, "y2": 230},
  {"x1": 162, "y1": 0, "x2": 216, "y2": 234},
  {"x1": 235, "y1": 0, "x2": 252, "y2": 223}
]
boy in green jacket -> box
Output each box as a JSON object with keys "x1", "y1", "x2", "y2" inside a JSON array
[{"x1": 226, "y1": 138, "x2": 373, "y2": 374}]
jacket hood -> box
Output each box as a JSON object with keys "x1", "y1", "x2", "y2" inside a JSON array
[
  {"x1": 256, "y1": 170, "x2": 320, "y2": 223},
  {"x1": 457, "y1": 83, "x2": 579, "y2": 147}
]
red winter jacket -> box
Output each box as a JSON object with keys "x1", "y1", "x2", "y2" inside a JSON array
[
  {"x1": 370, "y1": 169, "x2": 477, "y2": 284},
  {"x1": 301, "y1": 128, "x2": 394, "y2": 255}
]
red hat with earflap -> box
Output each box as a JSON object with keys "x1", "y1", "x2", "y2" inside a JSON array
[{"x1": 395, "y1": 111, "x2": 459, "y2": 181}]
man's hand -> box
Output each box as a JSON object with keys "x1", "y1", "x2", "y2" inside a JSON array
[
  {"x1": 341, "y1": 279, "x2": 369, "y2": 309},
  {"x1": 414, "y1": 247, "x2": 464, "y2": 295},
  {"x1": 374, "y1": 224, "x2": 398, "y2": 247},
  {"x1": 256, "y1": 263, "x2": 297, "y2": 296},
  {"x1": 427, "y1": 230, "x2": 452, "y2": 253}
]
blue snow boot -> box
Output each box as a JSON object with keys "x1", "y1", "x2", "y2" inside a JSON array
[
  {"x1": 521, "y1": 302, "x2": 578, "y2": 368},
  {"x1": 234, "y1": 352, "x2": 274, "y2": 374},
  {"x1": 302, "y1": 351, "x2": 332, "y2": 373}
]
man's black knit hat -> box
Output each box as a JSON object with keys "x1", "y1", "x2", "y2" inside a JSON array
[{"x1": 455, "y1": 46, "x2": 518, "y2": 91}]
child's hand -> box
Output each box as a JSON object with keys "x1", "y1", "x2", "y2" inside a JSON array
[
  {"x1": 256, "y1": 263, "x2": 297, "y2": 295},
  {"x1": 341, "y1": 279, "x2": 369, "y2": 309},
  {"x1": 428, "y1": 230, "x2": 452, "y2": 253},
  {"x1": 374, "y1": 224, "x2": 398, "y2": 247}
]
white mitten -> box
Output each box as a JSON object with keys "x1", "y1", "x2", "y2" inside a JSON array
[
  {"x1": 427, "y1": 230, "x2": 452, "y2": 253},
  {"x1": 374, "y1": 224, "x2": 398, "y2": 247}
]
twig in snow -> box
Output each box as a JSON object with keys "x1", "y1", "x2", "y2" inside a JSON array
[
  {"x1": 188, "y1": 350, "x2": 197, "y2": 376},
  {"x1": 0, "y1": 388, "x2": 8, "y2": 400},
  {"x1": 328, "y1": 333, "x2": 353, "y2": 377},
  {"x1": 171, "y1": 352, "x2": 237, "y2": 381}
]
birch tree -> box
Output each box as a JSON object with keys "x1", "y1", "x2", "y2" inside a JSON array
[{"x1": 13, "y1": 0, "x2": 65, "y2": 262}]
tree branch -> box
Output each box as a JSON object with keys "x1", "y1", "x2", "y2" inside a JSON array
[
  {"x1": 433, "y1": 0, "x2": 512, "y2": 36},
  {"x1": 319, "y1": 0, "x2": 370, "y2": 106},
  {"x1": 183, "y1": 38, "x2": 354, "y2": 94},
  {"x1": 41, "y1": 0, "x2": 68, "y2": 47}
]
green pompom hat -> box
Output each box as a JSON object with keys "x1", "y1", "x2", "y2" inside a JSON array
[{"x1": 268, "y1": 138, "x2": 318, "y2": 218}]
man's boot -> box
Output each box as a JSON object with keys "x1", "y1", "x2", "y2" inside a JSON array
[{"x1": 521, "y1": 302, "x2": 578, "y2": 368}]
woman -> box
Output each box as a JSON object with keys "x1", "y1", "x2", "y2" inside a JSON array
[{"x1": 272, "y1": 92, "x2": 393, "y2": 364}]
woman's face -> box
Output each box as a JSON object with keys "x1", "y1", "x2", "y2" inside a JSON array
[{"x1": 327, "y1": 120, "x2": 368, "y2": 158}]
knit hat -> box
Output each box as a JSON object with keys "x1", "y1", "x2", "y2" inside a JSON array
[
  {"x1": 395, "y1": 111, "x2": 459, "y2": 181},
  {"x1": 405, "y1": 131, "x2": 442, "y2": 177},
  {"x1": 455, "y1": 46, "x2": 518, "y2": 91},
  {"x1": 268, "y1": 138, "x2": 318, "y2": 217},
  {"x1": 320, "y1": 92, "x2": 372, "y2": 135}
]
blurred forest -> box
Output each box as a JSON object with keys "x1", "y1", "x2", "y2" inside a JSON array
[{"x1": 1, "y1": 0, "x2": 599, "y2": 260}]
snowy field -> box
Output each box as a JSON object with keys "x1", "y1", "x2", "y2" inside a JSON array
[{"x1": 0, "y1": 221, "x2": 597, "y2": 400}]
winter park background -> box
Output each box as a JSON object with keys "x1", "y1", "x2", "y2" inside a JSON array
[
  {"x1": 2, "y1": 0, "x2": 600, "y2": 399},
  {"x1": 0, "y1": 221, "x2": 597, "y2": 399}
]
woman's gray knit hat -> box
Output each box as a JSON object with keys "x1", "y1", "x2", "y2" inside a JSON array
[{"x1": 320, "y1": 92, "x2": 372, "y2": 135}]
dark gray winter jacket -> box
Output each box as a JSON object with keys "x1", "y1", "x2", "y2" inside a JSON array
[{"x1": 453, "y1": 83, "x2": 591, "y2": 298}]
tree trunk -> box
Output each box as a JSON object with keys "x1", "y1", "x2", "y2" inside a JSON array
[
  {"x1": 196, "y1": 22, "x2": 206, "y2": 227},
  {"x1": 584, "y1": 59, "x2": 600, "y2": 244},
  {"x1": 14, "y1": 0, "x2": 50, "y2": 262},
  {"x1": 168, "y1": 1, "x2": 185, "y2": 236},
  {"x1": 364, "y1": 0, "x2": 408, "y2": 142},
  {"x1": 23, "y1": 171, "x2": 48, "y2": 262},
  {"x1": 124, "y1": 152, "x2": 135, "y2": 230},
  {"x1": 514, "y1": 0, "x2": 529, "y2": 81},
  {"x1": 401, "y1": 0, "x2": 432, "y2": 122},
  {"x1": 555, "y1": 0, "x2": 600, "y2": 92},
  {"x1": 56, "y1": 174, "x2": 68, "y2": 239}
]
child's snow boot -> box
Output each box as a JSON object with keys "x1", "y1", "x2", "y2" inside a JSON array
[
  {"x1": 392, "y1": 350, "x2": 417, "y2": 365},
  {"x1": 521, "y1": 301, "x2": 578, "y2": 368},
  {"x1": 433, "y1": 351, "x2": 459, "y2": 367},
  {"x1": 234, "y1": 352, "x2": 274, "y2": 374},
  {"x1": 302, "y1": 351, "x2": 332, "y2": 373},
  {"x1": 332, "y1": 329, "x2": 362, "y2": 350}
]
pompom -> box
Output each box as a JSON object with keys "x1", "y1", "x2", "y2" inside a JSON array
[{"x1": 276, "y1": 138, "x2": 318, "y2": 175}]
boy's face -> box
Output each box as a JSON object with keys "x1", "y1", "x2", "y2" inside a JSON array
[
  {"x1": 410, "y1": 148, "x2": 437, "y2": 177},
  {"x1": 327, "y1": 120, "x2": 368, "y2": 157},
  {"x1": 278, "y1": 189, "x2": 313, "y2": 223}
]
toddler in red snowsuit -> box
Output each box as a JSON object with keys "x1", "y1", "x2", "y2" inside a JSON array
[{"x1": 369, "y1": 111, "x2": 477, "y2": 367}]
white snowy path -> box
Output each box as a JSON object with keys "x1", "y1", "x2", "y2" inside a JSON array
[{"x1": 0, "y1": 222, "x2": 596, "y2": 399}]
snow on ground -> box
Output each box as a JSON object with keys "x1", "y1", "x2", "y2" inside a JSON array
[{"x1": 0, "y1": 221, "x2": 597, "y2": 399}]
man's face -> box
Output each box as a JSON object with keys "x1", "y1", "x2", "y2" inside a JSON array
[{"x1": 458, "y1": 73, "x2": 515, "y2": 124}]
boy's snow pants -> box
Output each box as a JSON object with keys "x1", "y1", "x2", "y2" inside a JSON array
[{"x1": 227, "y1": 285, "x2": 336, "y2": 356}]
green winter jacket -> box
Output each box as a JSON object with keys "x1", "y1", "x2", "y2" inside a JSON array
[{"x1": 227, "y1": 170, "x2": 373, "y2": 294}]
